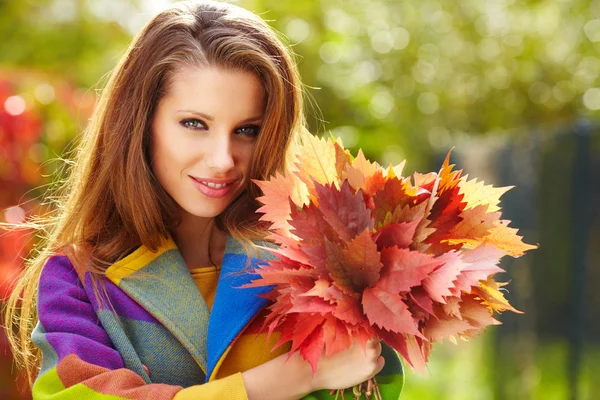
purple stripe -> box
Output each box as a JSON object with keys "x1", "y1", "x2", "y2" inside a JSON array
[
  {"x1": 84, "y1": 273, "x2": 160, "y2": 324},
  {"x1": 45, "y1": 332, "x2": 123, "y2": 370},
  {"x1": 38, "y1": 256, "x2": 124, "y2": 369}
]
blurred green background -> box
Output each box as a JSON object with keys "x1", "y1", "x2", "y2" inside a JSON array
[{"x1": 1, "y1": 0, "x2": 599, "y2": 399}]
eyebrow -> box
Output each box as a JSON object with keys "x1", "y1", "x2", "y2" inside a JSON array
[{"x1": 178, "y1": 110, "x2": 264, "y2": 123}]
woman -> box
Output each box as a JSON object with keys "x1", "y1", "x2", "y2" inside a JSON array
[{"x1": 4, "y1": 1, "x2": 404, "y2": 399}]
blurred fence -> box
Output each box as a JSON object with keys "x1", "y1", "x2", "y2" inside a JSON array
[{"x1": 442, "y1": 121, "x2": 600, "y2": 400}]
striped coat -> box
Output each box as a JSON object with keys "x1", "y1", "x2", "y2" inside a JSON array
[{"x1": 31, "y1": 235, "x2": 404, "y2": 399}]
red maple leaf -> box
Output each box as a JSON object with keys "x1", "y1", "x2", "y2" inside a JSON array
[{"x1": 362, "y1": 286, "x2": 422, "y2": 336}]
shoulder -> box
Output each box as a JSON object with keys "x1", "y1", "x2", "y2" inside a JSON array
[
  {"x1": 40, "y1": 254, "x2": 77, "y2": 282},
  {"x1": 39, "y1": 251, "x2": 90, "y2": 298},
  {"x1": 42, "y1": 243, "x2": 94, "y2": 282},
  {"x1": 39, "y1": 254, "x2": 80, "y2": 292}
]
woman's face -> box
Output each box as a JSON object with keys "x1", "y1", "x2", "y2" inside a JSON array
[{"x1": 150, "y1": 66, "x2": 265, "y2": 219}]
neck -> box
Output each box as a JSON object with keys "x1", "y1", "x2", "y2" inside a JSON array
[{"x1": 170, "y1": 211, "x2": 227, "y2": 270}]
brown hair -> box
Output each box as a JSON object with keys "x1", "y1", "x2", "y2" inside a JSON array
[{"x1": 3, "y1": 0, "x2": 305, "y2": 385}]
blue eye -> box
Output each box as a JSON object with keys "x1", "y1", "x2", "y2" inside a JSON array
[
  {"x1": 236, "y1": 125, "x2": 260, "y2": 137},
  {"x1": 180, "y1": 118, "x2": 206, "y2": 130}
]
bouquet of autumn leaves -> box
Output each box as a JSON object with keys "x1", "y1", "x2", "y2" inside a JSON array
[{"x1": 244, "y1": 133, "x2": 536, "y2": 398}]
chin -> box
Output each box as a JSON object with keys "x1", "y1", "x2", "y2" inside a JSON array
[{"x1": 186, "y1": 205, "x2": 228, "y2": 219}]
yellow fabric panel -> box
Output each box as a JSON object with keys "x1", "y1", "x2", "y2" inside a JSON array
[
  {"x1": 189, "y1": 266, "x2": 220, "y2": 310},
  {"x1": 215, "y1": 332, "x2": 290, "y2": 380},
  {"x1": 173, "y1": 372, "x2": 247, "y2": 400},
  {"x1": 105, "y1": 237, "x2": 177, "y2": 285}
]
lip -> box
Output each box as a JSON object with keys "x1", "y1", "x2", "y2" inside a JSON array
[{"x1": 189, "y1": 176, "x2": 238, "y2": 198}]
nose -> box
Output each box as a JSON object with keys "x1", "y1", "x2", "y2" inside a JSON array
[{"x1": 207, "y1": 132, "x2": 235, "y2": 172}]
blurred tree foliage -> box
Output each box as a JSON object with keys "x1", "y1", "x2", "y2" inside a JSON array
[{"x1": 241, "y1": 0, "x2": 600, "y2": 170}]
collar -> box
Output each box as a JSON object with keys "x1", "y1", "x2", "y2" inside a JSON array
[{"x1": 104, "y1": 234, "x2": 277, "y2": 378}]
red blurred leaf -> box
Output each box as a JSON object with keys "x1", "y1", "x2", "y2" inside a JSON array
[
  {"x1": 288, "y1": 295, "x2": 336, "y2": 314},
  {"x1": 289, "y1": 314, "x2": 326, "y2": 354},
  {"x1": 409, "y1": 287, "x2": 436, "y2": 317}
]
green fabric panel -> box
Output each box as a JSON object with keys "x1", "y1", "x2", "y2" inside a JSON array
[
  {"x1": 33, "y1": 367, "x2": 128, "y2": 400},
  {"x1": 119, "y1": 248, "x2": 209, "y2": 372},
  {"x1": 96, "y1": 309, "x2": 150, "y2": 384},
  {"x1": 118, "y1": 313, "x2": 205, "y2": 386}
]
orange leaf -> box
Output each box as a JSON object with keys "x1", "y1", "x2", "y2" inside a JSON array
[
  {"x1": 423, "y1": 312, "x2": 472, "y2": 342},
  {"x1": 343, "y1": 149, "x2": 378, "y2": 192},
  {"x1": 254, "y1": 172, "x2": 308, "y2": 238}
]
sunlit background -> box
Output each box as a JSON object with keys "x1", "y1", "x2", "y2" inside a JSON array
[{"x1": 1, "y1": 0, "x2": 599, "y2": 399}]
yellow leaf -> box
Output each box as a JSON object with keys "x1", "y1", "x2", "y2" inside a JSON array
[
  {"x1": 294, "y1": 133, "x2": 339, "y2": 197},
  {"x1": 448, "y1": 204, "x2": 500, "y2": 242},
  {"x1": 474, "y1": 277, "x2": 522, "y2": 314},
  {"x1": 445, "y1": 220, "x2": 537, "y2": 257},
  {"x1": 459, "y1": 175, "x2": 513, "y2": 213},
  {"x1": 482, "y1": 220, "x2": 538, "y2": 257},
  {"x1": 384, "y1": 160, "x2": 406, "y2": 179}
]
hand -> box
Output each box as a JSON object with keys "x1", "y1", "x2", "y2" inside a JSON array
[
  {"x1": 310, "y1": 338, "x2": 385, "y2": 392},
  {"x1": 242, "y1": 338, "x2": 384, "y2": 400}
]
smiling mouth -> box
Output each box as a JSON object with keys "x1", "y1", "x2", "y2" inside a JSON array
[
  {"x1": 190, "y1": 176, "x2": 239, "y2": 198},
  {"x1": 200, "y1": 181, "x2": 231, "y2": 189}
]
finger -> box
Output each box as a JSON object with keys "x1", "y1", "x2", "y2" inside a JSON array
[
  {"x1": 374, "y1": 355, "x2": 385, "y2": 375},
  {"x1": 366, "y1": 337, "x2": 380, "y2": 351},
  {"x1": 373, "y1": 340, "x2": 382, "y2": 355}
]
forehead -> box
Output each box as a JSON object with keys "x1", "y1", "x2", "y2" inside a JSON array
[{"x1": 162, "y1": 65, "x2": 265, "y2": 117}]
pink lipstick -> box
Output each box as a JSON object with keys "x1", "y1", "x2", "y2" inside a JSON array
[{"x1": 190, "y1": 176, "x2": 237, "y2": 198}]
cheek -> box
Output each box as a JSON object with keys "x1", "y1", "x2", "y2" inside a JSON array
[
  {"x1": 238, "y1": 143, "x2": 257, "y2": 174},
  {"x1": 151, "y1": 126, "x2": 193, "y2": 171},
  {"x1": 149, "y1": 126, "x2": 183, "y2": 186}
]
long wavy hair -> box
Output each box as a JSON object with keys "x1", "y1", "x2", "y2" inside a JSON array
[{"x1": 3, "y1": 0, "x2": 305, "y2": 385}]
